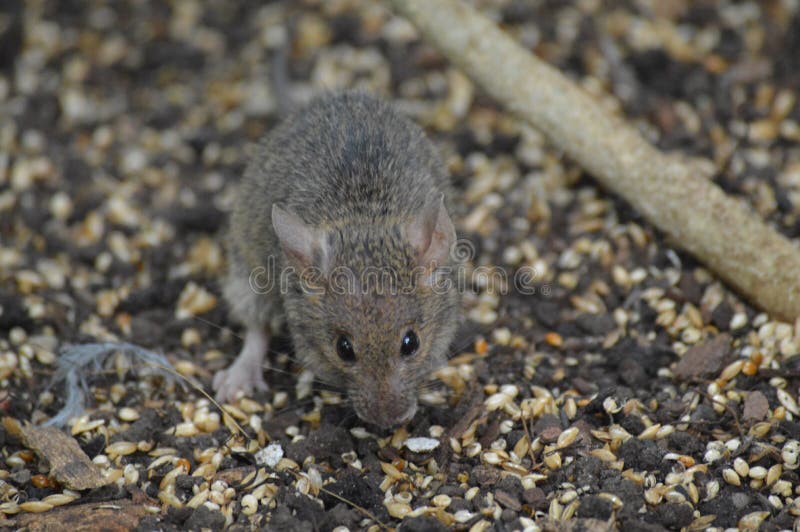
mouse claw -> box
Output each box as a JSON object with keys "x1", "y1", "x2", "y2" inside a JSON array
[{"x1": 213, "y1": 359, "x2": 268, "y2": 403}]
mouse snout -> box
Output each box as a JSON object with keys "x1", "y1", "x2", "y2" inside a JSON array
[{"x1": 350, "y1": 372, "x2": 418, "y2": 429}]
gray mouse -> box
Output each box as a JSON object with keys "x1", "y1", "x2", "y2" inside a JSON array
[{"x1": 214, "y1": 91, "x2": 460, "y2": 428}]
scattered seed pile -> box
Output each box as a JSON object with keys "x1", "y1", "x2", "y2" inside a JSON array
[{"x1": 2, "y1": 0, "x2": 800, "y2": 530}]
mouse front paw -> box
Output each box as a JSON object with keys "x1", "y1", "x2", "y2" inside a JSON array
[{"x1": 213, "y1": 359, "x2": 268, "y2": 403}]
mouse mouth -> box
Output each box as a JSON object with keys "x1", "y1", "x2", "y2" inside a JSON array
[{"x1": 351, "y1": 394, "x2": 418, "y2": 429}]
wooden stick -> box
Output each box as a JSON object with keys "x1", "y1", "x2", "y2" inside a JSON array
[{"x1": 386, "y1": 0, "x2": 800, "y2": 321}]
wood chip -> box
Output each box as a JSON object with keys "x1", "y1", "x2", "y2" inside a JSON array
[
  {"x1": 4, "y1": 418, "x2": 108, "y2": 490},
  {"x1": 8, "y1": 500, "x2": 152, "y2": 531},
  {"x1": 674, "y1": 334, "x2": 732, "y2": 380},
  {"x1": 743, "y1": 391, "x2": 770, "y2": 423}
]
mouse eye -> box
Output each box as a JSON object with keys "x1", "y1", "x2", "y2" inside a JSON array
[
  {"x1": 336, "y1": 335, "x2": 356, "y2": 362},
  {"x1": 400, "y1": 330, "x2": 419, "y2": 357}
]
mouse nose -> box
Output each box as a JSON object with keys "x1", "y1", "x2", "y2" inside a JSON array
[
  {"x1": 374, "y1": 397, "x2": 416, "y2": 427},
  {"x1": 353, "y1": 374, "x2": 418, "y2": 428}
]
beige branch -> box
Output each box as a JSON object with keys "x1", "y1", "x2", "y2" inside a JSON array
[{"x1": 387, "y1": 0, "x2": 800, "y2": 322}]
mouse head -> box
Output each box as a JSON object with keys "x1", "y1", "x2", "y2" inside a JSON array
[{"x1": 272, "y1": 195, "x2": 460, "y2": 428}]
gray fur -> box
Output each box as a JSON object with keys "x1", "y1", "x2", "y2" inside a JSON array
[{"x1": 225, "y1": 91, "x2": 460, "y2": 427}]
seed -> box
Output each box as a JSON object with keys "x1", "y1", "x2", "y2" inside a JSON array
[
  {"x1": 725, "y1": 438, "x2": 741, "y2": 452},
  {"x1": 380, "y1": 462, "x2": 405, "y2": 480},
  {"x1": 656, "y1": 425, "x2": 674, "y2": 439},
  {"x1": 719, "y1": 360, "x2": 743, "y2": 381},
  {"x1": 686, "y1": 482, "x2": 699, "y2": 504},
  {"x1": 106, "y1": 441, "x2": 137, "y2": 457},
  {"x1": 561, "y1": 500, "x2": 579, "y2": 521},
  {"x1": 176, "y1": 458, "x2": 191, "y2": 473},
  {"x1": 34, "y1": 346, "x2": 56, "y2": 365},
  {"x1": 175, "y1": 282, "x2": 217, "y2": 320},
  {"x1": 31, "y1": 475, "x2": 53, "y2": 489},
  {"x1": 42, "y1": 494, "x2": 78, "y2": 507},
  {"x1": 722, "y1": 468, "x2": 741, "y2": 486},
  {"x1": 590, "y1": 448, "x2": 618, "y2": 462},
  {"x1": 544, "y1": 332, "x2": 562, "y2": 347},
  {"x1": 395, "y1": 491, "x2": 413, "y2": 504},
  {"x1": 240, "y1": 494, "x2": 258, "y2": 515},
  {"x1": 543, "y1": 449, "x2": 562, "y2": 470},
  {"x1": 639, "y1": 424, "x2": 660, "y2": 440},
  {"x1": 770, "y1": 377, "x2": 788, "y2": 389},
  {"x1": 465, "y1": 486, "x2": 480, "y2": 501},
  {"x1": 742, "y1": 358, "x2": 761, "y2": 378},
  {"x1": 450, "y1": 437, "x2": 462, "y2": 454},
  {"x1": 777, "y1": 389, "x2": 799, "y2": 416},
  {"x1": 181, "y1": 328, "x2": 201, "y2": 348},
  {"x1": 738, "y1": 511, "x2": 769, "y2": 530},
  {"x1": 749, "y1": 466, "x2": 767, "y2": 480},
  {"x1": 485, "y1": 392, "x2": 510, "y2": 411},
  {"x1": 19, "y1": 501, "x2": 53, "y2": 513},
  {"x1": 433, "y1": 494, "x2": 451, "y2": 508},
  {"x1": 159, "y1": 466, "x2": 184, "y2": 490},
  {"x1": 17, "y1": 450, "x2": 34, "y2": 462},
  {"x1": 386, "y1": 502, "x2": 411, "y2": 519},
  {"x1": 492, "y1": 328, "x2": 511, "y2": 346},
  {"x1": 749, "y1": 422, "x2": 771, "y2": 438},
  {"x1": 733, "y1": 457, "x2": 750, "y2": 478},
  {"x1": 124, "y1": 464, "x2": 139, "y2": 485},
  {"x1": 202, "y1": 501, "x2": 220, "y2": 512},
  {"x1": 475, "y1": 337, "x2": 488, "y2": 355},
  {"x1": 598, "y1": 492, "x2": 623, "y2": 509},
  {"x1": 730, "y1": 312, "x2": 748, "y2": 330},
  {"x1": 556, "y1": 427, "x2": 579, "y2": 449},
  {"x1": 173, "y1": 422, "x2": 199, "y2": 437},
  {"x1": 644, "y1": 487, "x2": 662, "y2": 505},
  {"x1": 465, "y1": 443, "x2": 482, "y2": 458},
  {"x1": 665, "y1": 490, "x2": 685, "y2": 504},
  {"x1": 705, "y1": 480, "x2": 719, "y2": 500},
  {"x1": 766, "y1": 464, "x2": 782, "y2": 486},
  {"x1": 548, "y1": 499, "x2": 563, "y2": 520},
  {"x1": 681, "y1": 327, "x2": 701, "y2": 344},
  {"x1": 711, "y1": 394, "x2": 727, "y2": 413},
  {"x1": 559, "y1": 490, "x2": 578, "y2": 504},
  {"x1": 118, "y1": 407, "x2": 140, "y2": 422},
  {"x1": 453, "y1": 509, "x2": 477, "y2": 523},
  {"x1": 782, "y1": 440, "x2": 800, "y2": 468},
  {"x1": 187, "y1": 489, "x2": 209, "y2": 508},
  {"x1": 482, "y1": 452, "x2": 502, "y2": 465},
  {"x1": 239, "y1": 398, "x2": 263, "y2": 414},
  {"x1": 768, "y1": 495, "x2": 783, "y2": 510},
  {"x1": 603, "y1": 397, "x2": 621, "y2": 414},
  {"x1": 273, "y1": 392, "x2": 289, "y2": 409},
  {"x1": 564, "y1": 398, "x2": 577, "y2": 419},
  {"x1": 772, "y1": 480, "x2": 792, "y2": 497}
]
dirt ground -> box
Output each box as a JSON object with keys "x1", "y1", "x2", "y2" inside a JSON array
[{"x1": 2, "y1": 0, "x2": 800, "y2": 530}]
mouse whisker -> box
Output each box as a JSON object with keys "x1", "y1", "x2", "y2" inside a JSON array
[{"x1": 446, "y1": 334, "x2": 479, "y2": 357}]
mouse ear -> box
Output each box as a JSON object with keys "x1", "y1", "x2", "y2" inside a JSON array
[
  {"x1": 405, "y1": 193, "x2": 456, "y2": 269},
  {"x1": 272, "y1": 205, "x2": 330, "y2": 274}
]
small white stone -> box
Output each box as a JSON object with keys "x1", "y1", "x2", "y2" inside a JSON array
[{"x1": 255, "y1": 442, "x2": 283, "y2": 468}]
